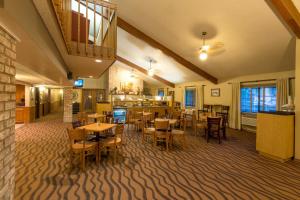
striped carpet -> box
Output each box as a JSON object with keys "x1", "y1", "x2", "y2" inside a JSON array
[{"x1": 15, "y1": 114, "x2": 300, "y2": 200}]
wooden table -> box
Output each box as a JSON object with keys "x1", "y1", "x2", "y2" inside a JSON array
[
  {"x1": 155, "y1": 118, "x2": 178, "y2": 129},
  {"x1": 78, "y1": 122, "x2": 116, "y2": 133},
  {"x1": 88, "y1": 113, "x2": 106, "y2": 123},
  {"x1": 199, "y1": 113, "x2": 221, "y2": 122}
]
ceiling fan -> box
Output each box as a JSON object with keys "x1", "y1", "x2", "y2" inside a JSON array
[{"x1": 198, "y1": 32, "x2": 225, "y2": 61}]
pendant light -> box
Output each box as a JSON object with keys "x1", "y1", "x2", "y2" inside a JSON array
[
  {"x1": 148, "y1": 59, "x2": 154, "y2": 76},
  {"x1": 199, "y1": 32, "x2": 208, "y2": 61}
]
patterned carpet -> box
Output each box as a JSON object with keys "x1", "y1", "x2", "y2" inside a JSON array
[{"x1": 15, "y1": 114, "x2": 300, "y2": 200}]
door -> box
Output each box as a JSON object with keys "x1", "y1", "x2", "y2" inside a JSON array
[
  {"x1": 82, "y1": 89, "x2": 96, "y2": 113},
  {"x1": 35, "y1": 87, "x2": 40, "y2": 119}
]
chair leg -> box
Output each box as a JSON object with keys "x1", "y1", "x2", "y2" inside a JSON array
[
  {"x1": 69, "y1": 153, "x2": 73, "y2": 169},
  {"x1": 81, "y1": 153, "x2": 85, "y2": 171},
  {"x1": 166, "y1": 139, "x2": 169, "y2": 151},
  {"x1": 218, "y1": 132, "x2": 221, "y2": 144},
  {"x1": 96, "y1": 147, "x2": 99, "y2": 165},
  {"x1": 113, "y1": 147, "x2": 117, "y2": 164},
  {"x1": 206, "y1": 129, "x2": 209, "y2": 143}
]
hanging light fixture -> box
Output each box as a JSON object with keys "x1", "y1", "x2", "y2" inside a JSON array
[
  {"x1": 147, "y1": 59, "x2": 154, "y2": 76},
  {"x1": 199, "y1": 32, "x2": 209, "y2": 61}
]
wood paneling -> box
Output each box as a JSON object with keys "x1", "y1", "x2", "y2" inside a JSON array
[
  {"x1": 16, "y1": 107, "x2": 35, "y2": 124},
  {"x1": 256, "y1": 113, "x2": 295, "y2": 162},
  {"x1": 16, "y1": 84, "x2": 25, "y2": 103},
  {"x1": 117, "y1": 17, "x2": 218, "y2": 84},
  {"x1": 117, "y1": 56, "x2": 175, "y2": 88},
  {"x1": 268, "y1": 0, "x2": 300, "y2": 38}
]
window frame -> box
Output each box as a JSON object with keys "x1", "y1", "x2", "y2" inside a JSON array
[
  {"x1": 241, "y1": 84, "x2": 276, "y2": 113},
  {"x1": 185, "y1": 87, "x2": 196, "y2": 108}
]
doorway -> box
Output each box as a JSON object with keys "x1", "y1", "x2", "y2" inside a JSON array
[
  {"x1": 35, "y1": 87, "x2": 40, "y2": 119},
  {"x1": 82, "y1": 89, "x2": 106, "y2": 113}
]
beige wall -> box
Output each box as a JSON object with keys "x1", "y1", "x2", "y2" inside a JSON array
[
  {"x1": 295, "y1": 39, "x2": 300, "y2": 159},
  {"x1": 25, "y1": 85, "x2": 35, "y2": 107},
  {"x1": 148, "y1": 70, "x2": 295, "y2": 108},
  {"x1": 81, "y1": 71, "x2": 108, "y2": 89},
  {"x1": 109, "y1": 64, "x2": 143, "y2": 93}
]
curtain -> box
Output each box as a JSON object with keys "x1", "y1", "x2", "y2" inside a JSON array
[
  {"x1": 230, "y1": 82, "x2": 241, "y2": 130},
  {"x1": 276, "y1": 79, "x2": 289, "y2": 111},
  {"x1": 196, "y1": 85, "x2": 204, "y2": 110},
  {"x1": 182, "y1": 87, "x2": 185, "y2": 109}
]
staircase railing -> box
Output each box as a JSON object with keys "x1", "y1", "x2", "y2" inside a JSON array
[{"x1": 51, "y1": 0, "x2": 117, "y2": 60}]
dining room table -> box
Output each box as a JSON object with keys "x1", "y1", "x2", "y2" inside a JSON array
[
  {"x1": 88, "y1": 113, "x2": 106, "y2": 123},
  {"x1": 77, "y1": 122, "x2": 116, "y2": 140},
  {"x1": 198, "y1": 112, "x2": 222, "y2": 122},
  {"x1": 155, "y1": 118, "x2": 178, "y2": 129}
]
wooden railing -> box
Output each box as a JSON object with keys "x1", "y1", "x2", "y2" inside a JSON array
[{"x1": 51, "y1": 0, "x2": 117, "y2": 60}]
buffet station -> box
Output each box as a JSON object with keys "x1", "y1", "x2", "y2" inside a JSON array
[{"x1": 111, "y1": 94, "x2": 173, "y2": 123}]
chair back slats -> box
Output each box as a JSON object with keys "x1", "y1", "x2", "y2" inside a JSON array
[
  {"x1": 72, "y1": 120, "x2": 83, "y2": 129},
  {"x1": 67, "y1": 128, "x2": 86, "y2": 149},
  {"x1": 207, "y1": 117, "x2": 221, "y2": 130},
  {"x1": 77, "y1": 112, "x2": 88, "y2": 124},
  {"x1": 154, "y1": 120, "x2": 169, "y2": 131}
]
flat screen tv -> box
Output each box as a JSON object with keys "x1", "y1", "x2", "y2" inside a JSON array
[{"x1": 74, "y1": 79, "x2": 84, "y2": 87}]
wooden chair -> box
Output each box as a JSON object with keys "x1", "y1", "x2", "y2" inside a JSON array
[
  {"x1": 67, "y1": 128, "x2": 99, "y2": 171},
  {"x1": 217, "y1": 112, "x2": 227, "y2": 139},
  {"x1": 203, "y1": 104, "x2": 212, "y2": 113},
  {"x1": 171, "y1": 118, "x2": 186, "y2": 149},
  {"x1": 183, "y1": 111, "x2": 195, "y2": 128},
  {"x1": 127, "y1": 111, "x2": 136, "y2": 129},
  {"x1": 154, "y1": 120, "x2": 170, "y2": 150},
  {"x1": 77, "y1": 112, "x2": 89, "y2": 125},
  {"x1": 221, "y1": 105, "x2": 230, "y2": 114},
  {"x1": 100, "y1": 124, "x2": 124, "y2": 163},
  {"x1": 72, "y1": 120, "x2": 83, "y2": 129},
  {"x1": 134, "y1": 112, "x2": 143, "y2": 131},
  {"x1": 193, "y1": 113, "x2": 206, "y2": 136},
  {"x1": 171, "y1": 110, "x2": 182, "y2": 127},
  {"x1": 205, "y1": 117, "x2": 222, "y2": 144},
  {"x1": 142, "y1": 116, "x2": 155, "y2": 144}
]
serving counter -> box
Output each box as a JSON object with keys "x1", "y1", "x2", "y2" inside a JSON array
[{"x1": 256, "y1": 111, "x2": 295, "y2": 162}]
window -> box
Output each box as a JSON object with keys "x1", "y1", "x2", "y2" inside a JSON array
[
  {"x1": 241, "y1": 86, "x2": 276, "y2": 113},
  {"x1": 158, "y1": 89, "x2": 164, "y2": 97},
  {"x1": 185, "y1": 87, "x2": 196, "y2": 107}
]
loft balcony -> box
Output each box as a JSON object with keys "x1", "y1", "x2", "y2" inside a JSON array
[{"x1": 51, "y1": 0, "x2": 117, "y2": 60}]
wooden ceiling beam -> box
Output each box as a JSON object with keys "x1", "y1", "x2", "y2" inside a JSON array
[
  {"x1": 116, "y1": 56, "x2": 175, "y2": 88},
  {"x1": 267, "y1": 0, "x2": 300, "y2": 38},
  {"x1": 117, "y1": 17, "x2": 218, "y2": 84}
]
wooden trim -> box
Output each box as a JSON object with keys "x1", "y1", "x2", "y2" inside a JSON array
[
  {"x1": 267, "y1": 0, "x2": 300, "y2": 38},
  {"x1": 117, "y1": 17, "x2": 218, "y2": 84},
  {"x1": 116, "y1": 56, "x2": 175, "y2": 88}
]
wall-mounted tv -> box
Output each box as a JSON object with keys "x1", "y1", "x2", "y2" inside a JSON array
[{"x1": 74, "y1": 79, "x2": 84, "y2": 87}]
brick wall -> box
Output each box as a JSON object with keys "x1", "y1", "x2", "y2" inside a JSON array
[
  {"x1": 0, "y1": 26, "x2": 17, "y2": 199},
  {"x1": 63, "y1": 88, "x2": 73, "y2": 122}
]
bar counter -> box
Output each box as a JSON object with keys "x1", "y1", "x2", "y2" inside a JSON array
[{"x1": 256, "y1": 111, "x2": 295, "y2": 162}]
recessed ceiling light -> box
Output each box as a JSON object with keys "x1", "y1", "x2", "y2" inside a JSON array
[
  {"x1": 89, "y1": 76, "x2": 93, "y2": 78},
  {"x1": 95, "y1": 59, "x2": 102, "y2": 63}
]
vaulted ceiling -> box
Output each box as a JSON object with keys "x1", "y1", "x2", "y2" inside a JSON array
[
  {"x1": 1, "y1": 0, "x2": 297, "y2": 86},
  {"x1": 113, "y1": 0, "x2": 296, "y2": 82}
]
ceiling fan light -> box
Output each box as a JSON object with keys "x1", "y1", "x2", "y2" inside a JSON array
[
  {"x1": 148, "y1": 69, "x2": 154, "y2": 76},
  {"x1": 199, "y1": 51, "x2": 208, "y2": 61},
  {"x1": 202, "y1": 45, "x2": 210, "y2": 51}
]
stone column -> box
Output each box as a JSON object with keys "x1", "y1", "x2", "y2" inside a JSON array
[
  {"x1": 63, "y1": 87, "x2": 73, "y2": 123},
  {"x1": 0, "y1": 26, "x2": 17, "y2": 200}
]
